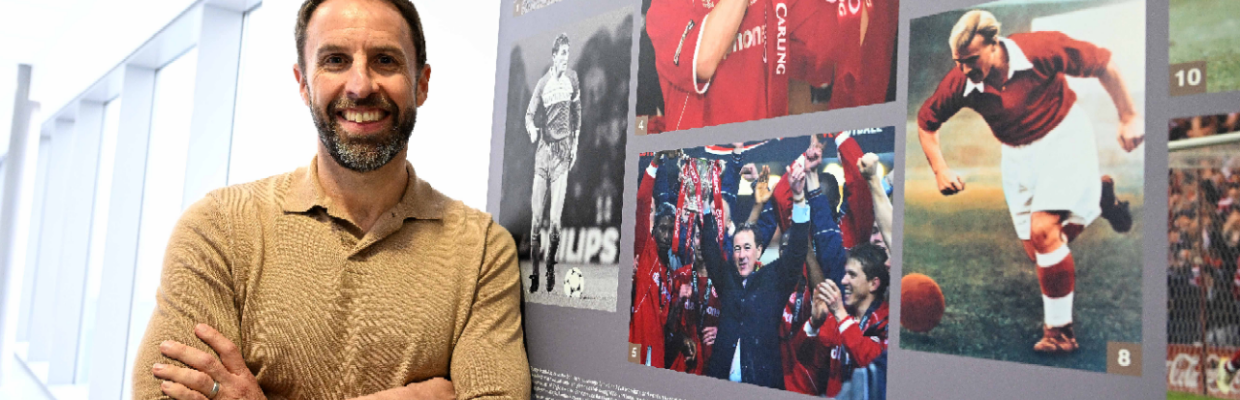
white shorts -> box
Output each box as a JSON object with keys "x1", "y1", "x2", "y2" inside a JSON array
[{"x1": 1001, "y1": 107, "x2": 1101, "y2": 241}]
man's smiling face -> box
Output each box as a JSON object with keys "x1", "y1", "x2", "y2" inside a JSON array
[{"x1": 295, "y1": 0, "x2": 430, "y2": 172}]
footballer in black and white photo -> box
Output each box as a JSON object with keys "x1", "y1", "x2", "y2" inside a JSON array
[{"x1": 498, "y1": 7, "x2": 633, "y2": 312}]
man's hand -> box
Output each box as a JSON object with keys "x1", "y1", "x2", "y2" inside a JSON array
[
  {"x1": 858, "y1": 153, "x2": 880, "y2": 180},
  {"x1": 753, "y1": 165, "x2": 772, "y2": 204},
  {"x1": 400, "y1": 378, "x2": 455, "y2": 400},
  {"x1": 787, "y1": 165, "x2": 807, "y2": 201},
  {"x1": 683, "y1": 337, "x2": 698, "y2": 364},
  {"x1": 1118, "y1": 117, "x2": 1144, "y2": 152},
  {"x1": 935, "y1": 169, "x2": 965, "y2": 196},
  {"x1": 701, "y1": 326, "x2": 718, "y2": 346},
  {"x1": 153, "y1": 324, "x2": 265, "y2": 400},
  {"x1": 814, "y1": 281, "x2": 845, "y2": 321},
  {"x1": 811, "y1": 285, "x2": 828, "y2": 328},
  {"x1": 805, "y1": 135, "x2": 824, "y2": 173},
  {"x1": 822, "y1": 280, "x2": 847, "y2": 320},
  {"x1": 740, "y1": 163, "x2": 758, "y2": 182},
  {"x1": 528, "y1": 126, "x2": 538, "y2": 144}
]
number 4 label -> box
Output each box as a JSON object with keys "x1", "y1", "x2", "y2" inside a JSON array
[
  {"x1": 635, "y1": 116, "x2": 649, "y2": 136},
  {"x1": 1170, "y1": 61, "x2": 1208, "y2": 96},
  {"x1": 1107, "y1": 342, "x2": 1141, "y2": 376}
]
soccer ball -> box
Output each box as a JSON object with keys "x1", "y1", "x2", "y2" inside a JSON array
[
  {"x1": 563, "y1": 267, "x2": 585, "y2": 298},
  {"x1": 901, "y1": 273, "x2": 945, "y2": 333}
]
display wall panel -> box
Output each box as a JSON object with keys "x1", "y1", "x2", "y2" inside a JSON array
[{"x1": 489, "y1": 0, "x2": 1179, "y2": 399}]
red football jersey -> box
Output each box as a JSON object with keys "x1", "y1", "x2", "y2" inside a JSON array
[
  {"x1": 917, "y1": 31, "x2": 1112, "y2": 146},
  {"x1": 780, "y1": 271, "x2": 821, "y2": 394},
  {"x1": 630, "y1": 235, "x2": 670, "y2": 369},
  {"x1": 832, "y1": 0, "x2": 898, "y2": 109},
  {"x1": 803, "y1": 301, "x2": 889, "y2": 398},
  {"x1": 667, "y1": 267, "x2": 706, "y2": 374},
  {"x1": 631, "y1": 162, "x2": 668, "y2": 368},
  {"x1": 646, "y1": 0, "x2": 839, "y2": 133}
]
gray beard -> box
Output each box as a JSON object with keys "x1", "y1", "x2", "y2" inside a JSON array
[{"x1": 311, "y1": 101, "x2": 416, "y2": 173}]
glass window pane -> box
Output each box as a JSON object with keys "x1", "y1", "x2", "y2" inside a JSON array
[
  {"x1": 75, "y1": 96, "x2": 122, "y2": 383},
  {"x1": 123, "y1": 48, "x2": 197, "y2": 400},
  {"x1": 229, "y1": 4, "x2": 317, "y2": 185}
]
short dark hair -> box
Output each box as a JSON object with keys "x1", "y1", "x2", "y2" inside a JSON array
[
  {"x1": 296, "y1": 0, "x2": 427, "y2": 71},
  {"x1": 849, "y1": 243, "x2": 889, "y2": 297},
  {"x1": 552, "y1": 33, "x2": 571, "y2": 55},
  {"x1": 733, "y1": 222, "x2": 761, "y2": 251}
]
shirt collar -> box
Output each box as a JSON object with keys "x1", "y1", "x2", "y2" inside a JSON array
[
  {"x1": 282, "y1": 156, "x2": 445, "y2": 221},
  {"x1": 962, "y1": 37, "x2": 1034, "y2": 97},
  {"x1": 1001, "y1": 37, "x2": 1035, "y2": 78}
]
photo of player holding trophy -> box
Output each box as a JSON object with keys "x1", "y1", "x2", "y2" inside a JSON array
[{"x1": 630, "y1": 128, "x2": 896, "y2": 398}]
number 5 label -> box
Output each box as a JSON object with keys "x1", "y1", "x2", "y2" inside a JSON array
[
  {"x1": 1170, "y1": 61, "x2": 1208, "y2": 96},
  {"x1": 1107, "y1": 342, "x2": 1141, "y2": 376}
]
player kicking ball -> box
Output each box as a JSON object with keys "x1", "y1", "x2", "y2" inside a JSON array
[
  {"x1": 915, "y1": 10, "x2": 1141, "y2": 353},
  {"x1": 526, "y1": 32, "x2": 582, "y2": 293}
]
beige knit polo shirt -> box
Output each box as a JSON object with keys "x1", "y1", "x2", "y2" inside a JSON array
[{"x1": 132, "y1": 159, "x2": 530, "y2": 399}]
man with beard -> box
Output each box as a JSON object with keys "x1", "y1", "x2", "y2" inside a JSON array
[
  {"x1": 132, "y1": 0, "x2": 529, "y2": 399},
  {"x1": 526, "y1": 32, "x2": 582, "y2": 292}
]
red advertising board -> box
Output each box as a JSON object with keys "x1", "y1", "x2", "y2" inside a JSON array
[{"x1": 1169, "y1": 344, "x2": 1240, "y2": 399}]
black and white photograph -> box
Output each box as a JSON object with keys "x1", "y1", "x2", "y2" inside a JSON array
[{"x1": 498, "y1": 7, "x2": 633, "y2": 312}]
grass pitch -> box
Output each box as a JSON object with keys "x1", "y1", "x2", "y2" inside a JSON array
[
  {"x1": 1170, "y1": 0, "x2": 1240, "y2": 93},
  {"x1": 899, "y1": 184, "x2": 1143, "y2": 372},
  {"x1": 1168, "y1": 391, "x2": 1214, "y2": 400}
]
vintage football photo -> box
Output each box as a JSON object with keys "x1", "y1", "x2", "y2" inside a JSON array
[{"x1": 901, "y1": 0, "x2": 1145, "y2": 372}]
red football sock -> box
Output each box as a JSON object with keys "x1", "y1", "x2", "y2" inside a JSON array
[{"x1": 1036, "y1": 245, "x2": 1075, "y2": 328}]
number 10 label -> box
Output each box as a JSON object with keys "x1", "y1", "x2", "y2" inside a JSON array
[{"x1": 1170, "y1": 61, "x2": 1208, "y2": 96}]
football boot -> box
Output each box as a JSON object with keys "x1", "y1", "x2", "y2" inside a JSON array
[
  {"x1": 1033, "y1": 323, "x2": 1079, "y2": 353},
  {"x1": 1100, "y1": 175, "x2": 1133, "y2": 233}
]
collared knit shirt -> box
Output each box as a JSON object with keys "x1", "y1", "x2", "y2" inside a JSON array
[{"x1": 133, "y1": 158, "x2": 530, "y2": 399}]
